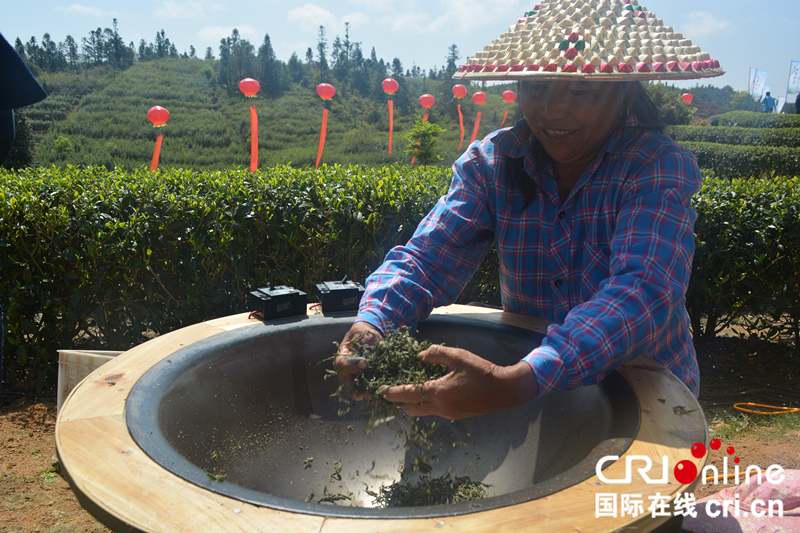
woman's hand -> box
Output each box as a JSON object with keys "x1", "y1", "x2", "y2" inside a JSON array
[
  {"x1": 333, "y1": 321, "x2": 384, "y2": 401},
  {"x1": 381, "y1": 345, "x2": 539, "y2": 420}
]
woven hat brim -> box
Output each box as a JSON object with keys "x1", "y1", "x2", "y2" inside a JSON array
[{"x1": 454, "y1": 67, "x2": 725, "y2": 82}]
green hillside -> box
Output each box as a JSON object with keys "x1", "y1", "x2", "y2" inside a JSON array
[{"x1": 30, "y1": 59, "x2": 517, "y2": 170}]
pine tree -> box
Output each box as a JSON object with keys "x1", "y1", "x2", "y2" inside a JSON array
[
  {"x1": 316, "y1": 26, "x2": 329, "y2": 80},
  {"x1": 258, "y1": 34, "x2": 280, "y2": 97}
]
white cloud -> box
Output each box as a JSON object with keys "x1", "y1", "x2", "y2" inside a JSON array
[
  {"x1": 429, "y1": 0, "x2": 520, "y2": 33},
  {"x1": 197, "y1": 25, "x2": 257, "y2": 41},
  {"x1": 378, "y1": 12, "x2": 432, "y2": 33},
  {"x1": 287, "y1": 3, "x2": 369, "y2": 35},
  {"x1": 376, "y1": 0, "x2": 519, "y2": 35},
  {"x1": 153, "y1": 1, "x2": 209, "y2": 19},
  {"x1": 55, "y1": 3, "x2": 104, "y2": 17},
  {"x1": 680, "y1": 11, "x2": 733, "y2": 39}
]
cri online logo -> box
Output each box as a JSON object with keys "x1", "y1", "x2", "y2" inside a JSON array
[{"x1": 596, "y1": 438, "x2": 785, "y2": 486}]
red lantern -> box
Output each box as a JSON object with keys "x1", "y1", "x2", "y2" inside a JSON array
[
  {"x1": 239, "y1": 78, "x2": 260, "y2": 97},
  {"x1": 382, "y1": 78, "x2": 399, "y2": 95},
  {"x1": 317, "y1": 83, "x2": 336, "y2": 100},
  {"x1": 472, "y1": 92, "x2": 487, "y2": 105},
  {"x1": 419, "y1": 94, "x2": 435, "y2": 109},
  {"x1": 147, "y1": 106, "x2": 170, "y2": 127},
  {"x1": 681, "y1": 93, "x2": 693, "y2": 104},
  {"x1": 452, "y1": 84, "x2": 467, "y2": 99}
]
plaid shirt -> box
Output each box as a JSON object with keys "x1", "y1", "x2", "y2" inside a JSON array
[{"x1": 357, "y1": 117, "x2": 701, "y2": 397}]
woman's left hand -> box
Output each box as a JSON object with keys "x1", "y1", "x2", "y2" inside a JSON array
[{"x1": 381, "y1": 345, "x2": 539, "y2": 420}]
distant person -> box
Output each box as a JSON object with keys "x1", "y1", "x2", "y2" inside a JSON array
[
  {"x1": 0, "y1": 32, "x2": 47, "y2": 165},
  {"x1": 762, "y1": 91, "x2": 777, "y2": 113}
]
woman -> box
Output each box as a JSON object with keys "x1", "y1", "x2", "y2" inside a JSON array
[{"x1": 336, "y1": 2, "x2": 723, "y2": 421}]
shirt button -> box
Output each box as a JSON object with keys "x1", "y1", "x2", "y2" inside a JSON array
[
  {"x1": 558, "y1": 212, "x2": 566, "y2": 220},
  {"x1": 554, "y1": 279, "x2": 563, "y2": 288}
]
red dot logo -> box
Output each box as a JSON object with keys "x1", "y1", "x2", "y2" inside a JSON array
[
  {"x1": 734, "y1": 457, "x2": 740, "y2": 464},
  {"x1": 691, "y1": 442, "x2": 707, "y2": 459},
  {"x1": 727, "y1": 446, "x2": 735, "y2": 455},
  {"x1": 674, "y1": 460, "x2": 698, "y2": 484},
  {"x1": 710, "y1": 438, "x2": 721, "y2": 450}
]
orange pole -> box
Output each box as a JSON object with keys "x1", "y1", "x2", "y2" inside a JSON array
[
  {"x1": 410, "y1": 113, "x2": 429, "y2": 165},
  {"x1": 457, "y1": 104, "x2": 465, "y2": 150},
  {"x1": 501, "y1": 108, "x2": 509, "y2": 128},
  {"x1": 470, "y1": 111, "x2": 482, "y2": 145},
  {"x1": 315, "y1": 108, "x2": 328, "y2": 169},
  {"x1": 249, "y1": 105, "x2": 258, "y2": 172},
  {"x1": 388, "y1": 99, "x2": 394, "y2": 157},
  {"x1": 150, "y1": 134, "x2": 163, "y2": 171}
]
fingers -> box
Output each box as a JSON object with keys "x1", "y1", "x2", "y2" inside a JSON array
[
  {"x1": 333, "y1": 354, "x2": 368, "y2": 375},
  {"x1": 416, "y1": 344, "x2": 461, "y2": 370},
  {"x1": 381, "y1": 383, "x2": 426, "y2": 404}
]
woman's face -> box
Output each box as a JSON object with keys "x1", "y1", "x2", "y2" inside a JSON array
[{"x1": 519, "y1": 80, "x2": 630, "y2": 169}]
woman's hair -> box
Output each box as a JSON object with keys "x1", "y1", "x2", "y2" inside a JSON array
[{"x1": 508, "y1": 81, "x2": 663, "y2": 207}]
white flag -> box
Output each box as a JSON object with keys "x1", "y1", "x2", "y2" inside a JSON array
[{"x1": 752, "y1": 70, "x2": 768, "y2": 101}]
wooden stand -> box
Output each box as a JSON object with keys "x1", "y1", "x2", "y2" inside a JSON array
[{"x1": 55, "y1": 305, "x2": 707, "y2": 532}]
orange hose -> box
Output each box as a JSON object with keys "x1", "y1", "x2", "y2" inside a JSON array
[
  {"x1": 150, "y1": 134, "x2": 163, "y2": 171},
  {"x1": 733, "y1": 402, "x2": 800, "y2": 415},
  {"x1": 316, "y1": 108, "x2": 328, "y2": 169},
  {"x1": 249, "y1": 105, "x2": 258, "y2": 172}
]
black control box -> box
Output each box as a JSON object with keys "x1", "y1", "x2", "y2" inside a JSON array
[
  {"x1": 248, "y1": 285, "x2": 307, "y2": 319},
  {"x1": 314, "y1": 277, "x2": 365, "y2": 312}
]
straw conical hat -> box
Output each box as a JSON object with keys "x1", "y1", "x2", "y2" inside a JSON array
[{"x1": 454, "y1": 0, "x2": 724, "y2": 81}]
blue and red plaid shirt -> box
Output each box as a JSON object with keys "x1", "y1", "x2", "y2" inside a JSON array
[{"x1": 356, "y1": 117, "x2": 701, "y2": 397}]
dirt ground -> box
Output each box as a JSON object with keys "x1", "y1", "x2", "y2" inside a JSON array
[{"x1": 1, "y1": 337, "x2": 798, "y2": 532}]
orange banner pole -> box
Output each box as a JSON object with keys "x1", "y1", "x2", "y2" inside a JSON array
[
  {"x1": 457, "y1": 104, "x2": 465, "y2": 150},
  {"x1": 470, "y1": 111, "x2": 482, "y2": 145},
  {"x1": 249, "y1": 105, "x2": 258, "y2": 172},
  {"x1": 150, "y1": 134, "x2": 163, "y2": 171},
  {"x1": 501, "y1": 108, "x2": 509, "y2": 128},
  {"x1": 315, "y1": 108, "x2": 328, "y2": 169},
  {"x1": 411, "y1": 113, "x2": 429, "y2": 165},
  {"x1": 388, "y1": 99, "x2": 394, "y2": 157}
]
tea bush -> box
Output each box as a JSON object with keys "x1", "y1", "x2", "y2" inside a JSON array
[
  {"x1": 706, "y1": 111, "x2": 800, "y2": 129},
  {"x1": 0, "y1": 164, "x2": 451, "y2": 391},
  {"x1": 667, "y1": 125, "x2": 800, "y2": 148},
  {"x1": 681, "y1": 142, "x2": 800, "y2": 179},
  {"x1": 2, "y1": 167, "x2": 799, "y2": 392}
]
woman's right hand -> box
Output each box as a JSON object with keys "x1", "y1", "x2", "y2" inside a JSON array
[{"x1": 334, "y1": 321, "x2": 383, "y2": 401}]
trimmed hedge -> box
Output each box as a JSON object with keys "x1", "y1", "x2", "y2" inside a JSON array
[
  {"x1": 680, "y1": 142, "x2": 800, "y2": 179},
  {"x1": 2, "y1": 167, "x2": 799, "y2": 392},
  {"x1": 706, "y1": 111, "x2": 800, "y2": 129},
  {"x1": 0, "y1": 165, "x2": 451, "y2": 391},
  {"x1": 688, "y1": 176, "x2": 800, "y2": 344},
  {"x1": 667, "y1": 125, "x2": 800, "y2": 148}
]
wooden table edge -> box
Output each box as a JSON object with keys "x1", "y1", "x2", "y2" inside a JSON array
[{"x1": 55, "y1": 304, "x2": 708, "y2": 532}]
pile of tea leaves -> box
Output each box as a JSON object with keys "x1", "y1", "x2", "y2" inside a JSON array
[
  {"x1": 325, "y1": 328, "x2": 490, "y2": 508},
  {"x1": 368, "y1": 473, "x2": 490, "y2": 508},
  {"x1": 331, "y1": 327, "x2": 448, "y2": 433}
]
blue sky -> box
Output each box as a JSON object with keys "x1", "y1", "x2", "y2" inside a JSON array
[{"x1": 3, "y1": 0, "x2": 799, "y2": 100}]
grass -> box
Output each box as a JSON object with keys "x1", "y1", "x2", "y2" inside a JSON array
[{"x1": 706, "y1": 407, "x2": 800, "y2": 442}]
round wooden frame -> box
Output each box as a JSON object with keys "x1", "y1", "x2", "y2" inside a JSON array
[{"x1": 56, "y1": 304, "x2": 707, "y2": 532}]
